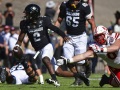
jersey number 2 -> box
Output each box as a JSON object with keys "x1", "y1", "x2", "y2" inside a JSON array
[{"x1": 33, "y1": 32, "x2": 41, "y2": 42}]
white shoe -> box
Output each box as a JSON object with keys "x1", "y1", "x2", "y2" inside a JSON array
[
  {"x1": 38, "y1": 81, "x2": 44, "y2": 84},
  {"x1": 45, "y1": 79, "x2": 60, "y2": 87}
]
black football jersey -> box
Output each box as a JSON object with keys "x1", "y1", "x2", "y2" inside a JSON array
[
  {"x1": 20, "y1": 16, "x2": 66, "y2": 51},
  {"x1": 58, "y1": 1, "x2": 92, "y2": 35}
]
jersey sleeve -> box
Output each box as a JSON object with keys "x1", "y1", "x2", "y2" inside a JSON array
[
  {"x1": 82, "y1": 3, "x2": 92, "y2": 19},
  {"x1": 44, "y1": 16, "x2": 66, "y2": 38},
  {"x1": 109, "y1": 33, "x2": 120, "y2": 44},
  {"x1": 20, "y1": 20, "x2": 27, "y2": 33},
  {"x1": 58, "y1": 2, "x2": 66, "y2": 19}
]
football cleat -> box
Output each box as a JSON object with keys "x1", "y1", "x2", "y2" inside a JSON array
[
  {"x1": 78, "y1": 72, "x2": 90, "y2": 86},
  {"x1": 99, "y1": 74, "x2": 108, "y2": 87},
  {"x1": 45, "y1": 79, "x2": 60, "y2": 87}
]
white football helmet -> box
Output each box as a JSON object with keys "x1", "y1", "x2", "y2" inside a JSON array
[{"x1": 93, "y1": 25, "x2": 109, "y2": 45}]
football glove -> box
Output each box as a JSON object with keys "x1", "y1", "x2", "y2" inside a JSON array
[
  {"x1": 89, "y1": 44, "x2": 107, "y2": 53},
  {"x1": 56, "y1": 56, "x2": 68, "y2": 66}
]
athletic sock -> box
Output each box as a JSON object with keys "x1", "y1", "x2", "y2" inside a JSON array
[
  {"x1": 73, "y1": 73, "x2": 80, "y2": 78},
  {"x1": 39, "y1": 75, "x2": 44, "y2": 84},
  {"x1": 51, "y1": 74, "x2": 57, "y2": 81}
]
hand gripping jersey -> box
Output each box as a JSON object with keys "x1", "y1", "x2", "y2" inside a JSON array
[
  {"x1": 59, "y1": 1, "x2": 92, "y2": 35},
  {"x1": 20, "y1": 16, "x2": 66, "y2": 51},
  {"x1": 96, "y1": 33, "x2": 120, "y2": 69}
]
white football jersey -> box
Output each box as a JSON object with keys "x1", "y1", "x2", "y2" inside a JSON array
[
  {"x1": 97, "y1": 33, "x2": 120, "y2": 69},
  {"x1": 10, "y1": 64, "x2": 29, "y2": 85}
]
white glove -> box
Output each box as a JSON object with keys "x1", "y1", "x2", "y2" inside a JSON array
[
  {"x1": 89, "y1": 44, "x2": 101, "y2": 52},
  {"x1": 56, "y1": 56, "x2": 68, "y2": 66}
]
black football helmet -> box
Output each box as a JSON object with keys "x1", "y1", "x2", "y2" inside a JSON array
[
  {"x1": 68, "y1": 0, "x2": 81, "y2": 9},
  {"x1": 23, "y1": 4, "x2": 41, "y2": 20}
]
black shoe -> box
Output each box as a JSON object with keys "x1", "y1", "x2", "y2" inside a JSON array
[
  {"x1": 79, "y1": 72, "x2": 90, "y2": 86},
  {"x1": 0, "y1": 67, "x2": 6, "y2": 83},
  {"x1": 99, "y1": 74, "x2": 108, "y2": 87},
  {"x1": 71, "y1": 80, "x2": 83, "y2": 86},
  {"x1": 45, "y1": 79, "x2": 60, "y2": 87}
]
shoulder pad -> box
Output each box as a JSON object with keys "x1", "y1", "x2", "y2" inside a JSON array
[
  {"x1": 111, "y1": 33, "x2": 120, "y2": 40},
  {"x1": 109, "y1": 33, "x2": 120, "y2": 44},
  {"x1": 61, "y1": 1, "x2": 67, "y2": 7},
  {"x1": 82, "y1": 3, "x2": 88, "y2": 7}
]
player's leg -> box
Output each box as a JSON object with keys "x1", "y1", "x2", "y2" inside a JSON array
[
  {"x1": 84, "y1": 59, "x2": 92, "y2": 78},
  {"x1": 63, "y1": 39, "x2": 78, "y2": 85},
  {"x1": 41, "y1": 43, "x2": 60, "y2": 86},
  {"x1": 74, "y1": 32, "x2": 90, "y2": 86}
]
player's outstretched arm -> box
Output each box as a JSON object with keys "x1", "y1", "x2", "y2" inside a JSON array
[
  {"x1": 89, "y1": 39, "x2": 120, "y2": 53},
  {"x1": 69, "y1": 50, "x2": 94, "y2": 63},
  {"x1": 57, "y1": 50, "x2": 94, "y2": 65}
]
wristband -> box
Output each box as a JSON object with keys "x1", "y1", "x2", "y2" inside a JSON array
[
  {"x1": 15, "y1": 44, "x2": 21, "y2": 49},
  {"x1": 68, "y1": 58, "x2": 74, "y2": 63},
  {"x1": 101, "y1": 47, "x2": 107, "y2": 52}
]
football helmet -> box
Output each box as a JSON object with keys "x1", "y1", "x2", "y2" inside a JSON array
[
  {"x1": 93, "y1": 25, "x2": 109, "y2": 45},
  {"x1": 23, "y1": 4, "x2": 40, "y2": 20},
  {"x1": 68, "y1": 0, "x2": 81, "y2": 9}
]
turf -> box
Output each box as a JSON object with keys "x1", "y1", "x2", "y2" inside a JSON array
[{"x1": 0, "y1": 73, "x2": 119, "y2": 90}]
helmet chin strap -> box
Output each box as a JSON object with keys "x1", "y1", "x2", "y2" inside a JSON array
[
  {"x1": 70, "y1": 0, "x2": 81, "y2": 9},
  {"x1": 71, "y1": 4, "x2": 76, "y2": 8}
]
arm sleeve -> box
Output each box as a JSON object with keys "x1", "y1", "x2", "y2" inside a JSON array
[
  {"x1": 45, "y1": 17, "x2": 66, "y2": 38},
  {"x1": 82, "y1": 3, "x2": 92, "y2": 19},
  {"x1": 58, "y1": 2, "x2": 66, "y2": 19}
]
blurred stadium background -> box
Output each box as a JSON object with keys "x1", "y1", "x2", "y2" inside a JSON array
[{"x1": 0, "y1": 0, "x2": 120, "y2": 27}]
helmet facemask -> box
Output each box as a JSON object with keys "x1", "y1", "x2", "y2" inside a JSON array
[
  {"x1": 93, "y1": 26, "x2": 109, "y2": 45},
  {"x1": 94, "y1": 33, "x2": 106, "y2": 45}
]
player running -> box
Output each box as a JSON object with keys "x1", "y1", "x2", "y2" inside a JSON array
[
  {"x1": 55, "y1": 0, "x2": 96, "y2": 86},
  {"x1": 13, "y1": 4, "x2": 70, "y2": 87}
]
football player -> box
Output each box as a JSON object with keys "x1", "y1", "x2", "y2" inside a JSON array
[
  {"x1": 2, "y1": 61, "x2": 38, "y2": 84},
  {"x1": 13, "y1": 4, "x2": 69, "y2": 87},
  {"x1": 55, "y1": 0, "x2": 96, "y2": 85},
  {"x1": 57, "y1": 25, "x2": 120, "y2": 87}
]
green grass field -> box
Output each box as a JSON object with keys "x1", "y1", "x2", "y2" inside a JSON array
[{"x1": 0, "y1": 73, "x2": 119, "y2": 90}]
